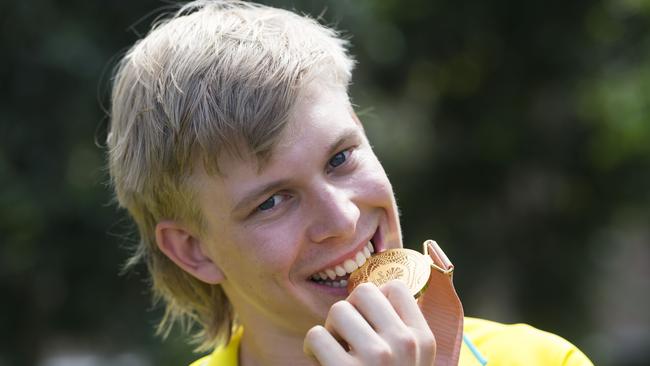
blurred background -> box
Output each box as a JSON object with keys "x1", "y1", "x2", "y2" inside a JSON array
[{"x1": 1, "y1": 0, "x2": 649, "y2": 365}]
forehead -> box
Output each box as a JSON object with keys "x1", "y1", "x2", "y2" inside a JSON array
[
  {"x1": 279, "y1": 84, "x2": 355, "y2": 144},
  {"x1": 222, "y1": 82, "x2": 356, "y2": 171},
  {"x1": 195, "y1": 83, "x2": 362, "y2": 210}
]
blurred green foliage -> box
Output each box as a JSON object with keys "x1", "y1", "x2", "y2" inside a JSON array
[{"x1": 1, "y1": 0, "x2": 649, "y2": 365}]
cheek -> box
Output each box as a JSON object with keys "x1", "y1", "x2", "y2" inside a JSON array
[
  {"x1": 228, "y1": 223, "x2": 304, "y2": 275},
  {"x1": 356, "y1": 156, "x2": 395, "y2": 201}
]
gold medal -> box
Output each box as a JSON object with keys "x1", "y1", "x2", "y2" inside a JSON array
[
  {"x1": 347, "y1": 241, "x2": 463, "y2": 366},
  {"x1": 347, "y1": 248, "x2": 433, "y2": 298}
]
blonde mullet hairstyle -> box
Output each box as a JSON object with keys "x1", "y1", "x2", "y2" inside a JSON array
[{"x1": 107, "y1": 0, "x2": 354, "y2": 351}]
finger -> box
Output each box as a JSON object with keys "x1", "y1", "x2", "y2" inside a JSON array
[
  {"x1": 381, "y1": 280, "x2": 437, "y2": 362},
  {"x1": 380, "y1": 279, "x2": 429, "y2": 330},
  {"x1": 304, "y1": 325, "x2": 352, "y2": 366},
  {"x1": 346, "y1": 282, "x2": 404, "y2": 333},
  {"x1": 324, "y1": 300, "x2": 382, "y2": 353}
]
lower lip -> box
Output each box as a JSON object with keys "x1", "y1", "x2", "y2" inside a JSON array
[{"x1": 308, "y1": 280, "x2": 349, "y2": 296}]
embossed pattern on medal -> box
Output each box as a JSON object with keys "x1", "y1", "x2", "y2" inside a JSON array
[{"x1": 347, "y1": 248, "x2": 431, "y2": 297}]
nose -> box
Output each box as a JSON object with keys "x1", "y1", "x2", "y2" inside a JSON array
[{"x1": 306, "y1": 183, "x2": 359, "y2": 244}]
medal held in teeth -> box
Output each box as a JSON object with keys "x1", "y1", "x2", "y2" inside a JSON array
[
  {"x1": 347, "y1": 247, "x2": 434, "y2": 298},
  {"x1": 347, "y1": 240, "x2": 464, "y2": 366}
]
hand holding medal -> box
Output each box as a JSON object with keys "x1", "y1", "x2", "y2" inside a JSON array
[{"x1": 347, "y1": 240, "x2": 463, "y2": 366}]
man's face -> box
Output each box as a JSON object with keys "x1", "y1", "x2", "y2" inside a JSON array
[{"x1": 195, "y1": 82, "x2": 402, "y2": 336}]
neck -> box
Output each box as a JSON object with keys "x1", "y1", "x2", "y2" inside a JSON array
[{"x1": 239, "y1": 323, "x2": 317, "y2": 366}]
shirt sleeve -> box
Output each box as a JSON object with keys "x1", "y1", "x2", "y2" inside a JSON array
[
  {"x1": 562, "y1": 346, "x2": 595, "y2": 366},
  {"x1": 462, "y1": 317, "x2": 595, "y2": 366}
]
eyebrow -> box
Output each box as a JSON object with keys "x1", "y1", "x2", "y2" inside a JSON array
[{"x1": 231, "y1": 128, "x2": 361, "y2": 215}]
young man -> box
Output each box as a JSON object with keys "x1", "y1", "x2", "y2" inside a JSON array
[{"x1": 107, "y1": 1, "x2": 594, "y2": 365}]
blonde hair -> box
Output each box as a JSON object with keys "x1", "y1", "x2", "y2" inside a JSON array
[{"x1": 107, "y1": 0, "x2": 354, "y2": 350}]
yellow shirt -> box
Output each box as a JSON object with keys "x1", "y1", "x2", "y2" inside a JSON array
[{"x1": 190, "y1": 317, "x2": 593, "y2": 365}]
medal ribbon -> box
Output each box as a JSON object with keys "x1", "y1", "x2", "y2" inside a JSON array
[{"x1": 418, "y1": 240, "x2": 464, "y2": 366}]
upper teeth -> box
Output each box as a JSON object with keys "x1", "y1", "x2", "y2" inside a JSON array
[{"x1": 312, "y1": 242, "x2": 374, "y2": 281}]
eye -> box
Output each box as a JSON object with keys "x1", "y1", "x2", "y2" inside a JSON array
[
  {"x1": 257, "y1": 194, "x2": 287, "y2": 212},
  {"x1": 328, "y1": 149, "x2": 351, "y2": 168}
]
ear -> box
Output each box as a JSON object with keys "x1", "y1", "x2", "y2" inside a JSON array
[{"x1": 155, "y1": 220, "x2": 225, "y2": 285}]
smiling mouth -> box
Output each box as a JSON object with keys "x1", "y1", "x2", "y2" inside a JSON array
[{"x1": 310, "y1": 241, "x2": 375, "y2": 288}]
